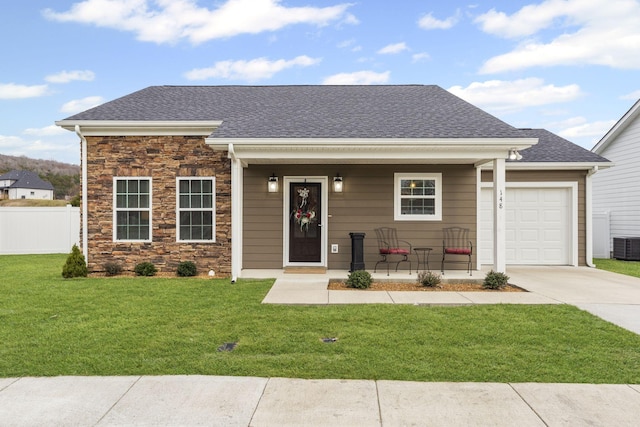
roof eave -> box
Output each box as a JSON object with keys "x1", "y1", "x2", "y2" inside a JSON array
[
  {"x1": 207, "y1": 137, "x2": 538, "y2": 165},
  {"x1": 55, "y1": 120, "x2": 223, "y2": 136},
  {"x1": 481, "y1": 161, "x2": 614, "y2": 170}
]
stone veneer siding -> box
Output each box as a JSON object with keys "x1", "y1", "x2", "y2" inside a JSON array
[{"x1": 84, "y1": 135, "x2": 231, "y2": 276}]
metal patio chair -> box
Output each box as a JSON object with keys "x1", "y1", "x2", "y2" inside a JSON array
[
  {"x1": 441, "y1": 227, "x2": 473, "y2": 276},
  {"x1": 374, "y1": 227, "x2": 412, "y2": 275}
]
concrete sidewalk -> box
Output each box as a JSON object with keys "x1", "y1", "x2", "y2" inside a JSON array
[{"x1": 2, "y1": 375, "x2": 640, "y2": 426}]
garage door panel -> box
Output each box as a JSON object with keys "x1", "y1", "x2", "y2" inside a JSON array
[
  {"x1": 520, "y1": 229, "x2": 540, "y2": 242},
  {"x1": 520, "y1": 210, "x2": 539, "y2": 222},
  {"x1": 480, "y1": 187, "x2": 571, "y2": 265}
]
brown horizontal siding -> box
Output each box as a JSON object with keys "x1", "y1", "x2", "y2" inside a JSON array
[{"x1": 243, "y1": 164, "x2": 477, "y2": 270}]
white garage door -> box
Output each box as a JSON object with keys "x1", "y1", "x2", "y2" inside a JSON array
[{"x1": 480, "y1": 187, "x2": 572, "y2": 265}]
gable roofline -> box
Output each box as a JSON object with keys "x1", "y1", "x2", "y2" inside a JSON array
[{"x1": 592, "y1": 98, "x2": 640, "y2": 154}]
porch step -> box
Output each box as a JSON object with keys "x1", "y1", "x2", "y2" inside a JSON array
[{"x1": 284, "y1": 267, "x2": 328, "y2": 274}]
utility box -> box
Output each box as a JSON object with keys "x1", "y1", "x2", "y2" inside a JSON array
[{"x1": 349, "y1": 232, "x2": 366, "y2": 272}]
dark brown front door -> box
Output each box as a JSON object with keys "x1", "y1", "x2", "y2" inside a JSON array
[{"x1": 289, "y1": 182, "x2": 322, "y2": 263}]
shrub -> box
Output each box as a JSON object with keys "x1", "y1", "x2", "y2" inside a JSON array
[
  {"x1": 62, "y1": 244, "x2": 88, "y2": 278},
  {"x1": 483, "y1": 270, "x2": 510, "y2": 290},
  {"x1": 417, "y1": 270, "x2": 441, "y2": 287},
  {"x1": 134, "y1": 262, "x2": 157, "y2": 277},
  {"x1": 346, "y1": 270, "x2": 372, "y2": 289},
  {"x1": 177, "y1": 261, "x2": 197, "y2": 277},
  {"x1": 104, "y1": 261, "x2": 123, "y2": 277}
]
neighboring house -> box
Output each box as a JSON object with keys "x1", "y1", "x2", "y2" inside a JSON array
[
  {"x1": 0, "y1": 170, "x2": 54, "y2": 200},
  {"x1": 591, "y1": 99, "x2": 640, "y2": 258},
  {"x1": 56, "y1": 85, "x2": 610, "y2": 279}
]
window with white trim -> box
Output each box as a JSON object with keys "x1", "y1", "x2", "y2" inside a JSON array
[
  {"x1": 394, "y1": 173, "x2": 442, "y2": 221},
  {"x1": 114, "y1": 178, "x2": 152, "y2": 241},
  {"x1": 177, "y1": 177, "x2": 215, "y2": 242}
]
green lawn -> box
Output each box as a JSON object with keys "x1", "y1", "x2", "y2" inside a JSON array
[
  {"x1": 2, "y1": 254, "x2": 640, "y2": 383},
  {"x1": 595, "y1": 258, "x2": 640, "y2": 278}
]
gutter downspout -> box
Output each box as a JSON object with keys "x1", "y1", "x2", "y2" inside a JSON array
[
  {"x1": 586, "y1": 166, "x2": 599, "y2": 267},
  {"x1": 228, "y1": 143, "x2": 242, "y2": 283},
  {"x1": 74, "y1": 125, "x2": 89, "y2": 263}
]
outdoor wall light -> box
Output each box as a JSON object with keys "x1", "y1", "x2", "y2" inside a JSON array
[
  {"x1": 268, "y1": 173, "x2": 279, "y2": 193},
  {"x1": 333, "y1": 174, "x2": 343, "y2": 192},
  {"x1": 508, "y1": 148, "x2": 523, "y2": 161}
]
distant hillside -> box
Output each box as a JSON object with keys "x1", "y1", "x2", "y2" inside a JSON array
[
  {"x1": 0, "y1": 154, "x2": 80, "y2": 199},
  {"x1": 0, "y1": 154, "x2": 79, "y2": 175}
]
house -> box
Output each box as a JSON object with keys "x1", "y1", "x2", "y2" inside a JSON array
[
  {"x1": 0, "y1": 170, "x2": 54, "y2": 200},
  {"x1": 55, "y1": 85, "x2": 611, "y2": 279},
  {"x1": 591, "y1": 98, "x2": 640, "y2": 258}
]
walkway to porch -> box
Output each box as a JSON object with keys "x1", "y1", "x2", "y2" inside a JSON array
[{"x1": 242, "y1": 267, "x2": 560, "y2": 305}]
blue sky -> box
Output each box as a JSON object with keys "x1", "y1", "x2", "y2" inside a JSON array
[{"x1": 1, "y1": 0, "x2": 639, "y2": 165}]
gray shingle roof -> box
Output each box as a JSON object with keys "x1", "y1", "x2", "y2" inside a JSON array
[
  {"x1": 0, "y1": 170, "x2": 55, "y2": 190},
  {"x1": 62, "y1": 85, "x2": 610, "y2": 163},
  {"x1": 516, "y1": 129, "x2": 609, "y2": 163},
  {"x1": 64, "y1": 85, "x2": 526, "y2": 139}
]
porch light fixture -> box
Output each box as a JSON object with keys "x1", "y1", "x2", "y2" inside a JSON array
[
  {"x1": 268, "y1": 173, "x2": 279, "y2": 193},
  {"x1": 508, "y1": 148, "x2": 523, "y2": 161},
  {"x1": 333, "y1": 174, "x2": 343, "y2": 192}
]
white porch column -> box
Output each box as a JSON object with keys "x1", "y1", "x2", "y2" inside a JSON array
[
  {"x1": 493, "y1": 158, "x2": 506, "y2": 273},
  {"x1": 229, "y1": 145, "x2": 244, "y2": 282}
]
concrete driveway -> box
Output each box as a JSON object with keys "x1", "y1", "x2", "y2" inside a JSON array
[{"x1": 507, "y1": 266, "x2": 640, "y2": 334}]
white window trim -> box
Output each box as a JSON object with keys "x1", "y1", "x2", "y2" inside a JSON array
[
  {"x1": 176, "y1": 177, "x2": 216, "y2": 243},
  {"x1": 113, "y1": 177, "x2": 152, "y2": 242},
  {"x1": 394, "y1": 172, "x2": 442, "y2": 221}
]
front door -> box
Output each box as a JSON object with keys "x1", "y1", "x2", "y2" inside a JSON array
[{"x1": 288, "y1": 181, "x2": 322, "y2": 263}]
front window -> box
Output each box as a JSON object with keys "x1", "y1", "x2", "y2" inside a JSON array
[
  {"x1": 114, "y1": 178, "x2": 151, "y2": 241},
  {"x1": 177, "y1": 177, "x2": 215, "y2": 242},
  {"x1": 394, "y1": 173, "x2": 442, "y2": 221}
]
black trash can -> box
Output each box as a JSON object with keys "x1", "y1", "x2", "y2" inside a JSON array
[{"x1": 349, "y1": 232, "x2": 366, "y2": 272}]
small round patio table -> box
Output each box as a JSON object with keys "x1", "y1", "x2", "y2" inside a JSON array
[{"x1": 413, "y1": 247, "x2": 433, "y2": 272}]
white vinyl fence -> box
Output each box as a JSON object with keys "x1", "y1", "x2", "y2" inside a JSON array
[
  {"x1": 593, "y1": 212, "x2": 611, "y2": 259},
  {"x1": 0, "y1": 206, "x2": 80, "y2": 254}
]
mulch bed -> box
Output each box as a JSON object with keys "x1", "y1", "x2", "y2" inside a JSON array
[{"x1": 327, "y1": 281, "x2": 525, "y2": 292}]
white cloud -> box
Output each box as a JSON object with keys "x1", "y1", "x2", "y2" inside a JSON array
[
  {"x1": 337, "y1": 39, "x2": 362, "y2": 52},
  {"x1": 0, "y1": 83, "x2": 49, "y2": 99},
  {"x1": 45, "y1": 70, "x2": 95, "y2": 84},
  {"x1": 554, "y1": 117, "x2": 617, "y2": 147},
  {"x1": 377, "y1": 42, "x2": 408, "y2": 55},
  {"x1": 23, "y1": 125, "x2": 68, "y2": 136},
  {"x1": 448, "y1": 78, "x2": 582, "y2": 114},
  {"x1": 322, "y1": 70, "x2": 390, "y2": 85},
  {"x1": 412, "y1": 52, "x2": 431, "y2": 63},
  {"x1": 0, "y1": 133, "x2": 79, "y2": 164},
  {"x1": 621, "y1": 90, "x2": 640, "y2": 101},
  {"x1": 44, "y1": 0, "x2": 353, "y2": 45},
  {"x1": 60, "y1": 96, "x2": 105, "y2": 113},
  {"x1": 184, "y1": 56, "x2": 320, "y2": 81},
  {"x1": 476, "y1": 0, "x2": 640, "y2": 73},
  {"x1": 418, "y1": 10, "x2": 460, "y2": 30}
]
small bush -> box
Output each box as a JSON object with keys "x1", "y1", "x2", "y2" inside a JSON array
[
  {"x1": 62, "y1": 244, "x2": 88, "y2": 278},
  {"x1": 104, "y1": 261, "x2": 123, "y2": 276},
  {"x1": 483, "y1": 270, "x2": 510, "y2": 290},
  {"x1": 134, "y1": 262, "x2": 157, "y2": 277},
  {"x1": 177, "y1": 261, "x2": 197, "y2": 277},
  {"x1": 346, "y1": 270, "x2": 373, "y2": 289},
  {"x1": 417, "y1": 270, "x2": 441, "y2": 287}
]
